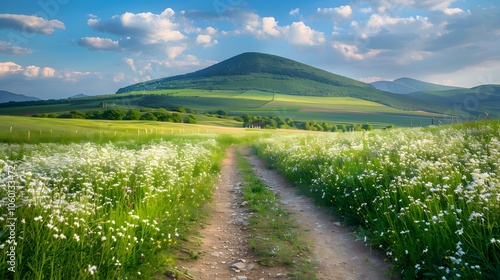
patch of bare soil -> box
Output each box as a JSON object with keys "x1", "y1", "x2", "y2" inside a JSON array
[{"x1": 175, "y1": 146, "x2": 393, "y2": 280}]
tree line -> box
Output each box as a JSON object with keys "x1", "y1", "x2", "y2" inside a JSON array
[{"x1": 32, "y1": 108, "x2": 197, "y2": 124}]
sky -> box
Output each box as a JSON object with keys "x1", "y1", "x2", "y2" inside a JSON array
[{"x1": 0, "y1": 0, "x2": 499, "y2": 99}]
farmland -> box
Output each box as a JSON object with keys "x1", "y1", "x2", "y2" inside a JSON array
[
  {"x1": 0, "y1": 89, "x2": 446, "y2": 128},
  {"x1": 0, "y1": 116, "x2": 499, "y2": 279}
]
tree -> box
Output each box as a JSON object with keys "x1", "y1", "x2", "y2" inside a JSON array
[
  {"x1": 86, "y1": 110, "x2": 104, "y2": 119},
  {"x1": 216, "y1": 109, "x2": 228, "y2": 116},
  {"x1": 337, "y1": 124, "x2": 347, "y2": 132},
  {"x1": 170, "y1": 113, "x2": 182, "y2": 123},
  {"x1": 103, "y1": 109, "x2": 126, "y2": 120},
  {"x1": 362, "y1": 123, "x2": 373, "y2": 131},
  {"x1": 123, "y1": 109, "x2": 141, "y2": 120},
  {"x1": 59, "y1": 110, "x2": 86, "y2": 119},
  {"x1": 184, "y1": 115, "x2": 197, "y2": 124},
  {"x1": 174, "y1": 107, "x2": 186, "y2": 113},
  {"x1": 353, "y1": 124, "x2": 363, "y2": 131},
  {"x1": 140, "y1": 112, "x2": 157, "y2": 121}
]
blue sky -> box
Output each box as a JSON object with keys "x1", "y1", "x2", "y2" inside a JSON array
[{"x1": 0, "y1": 0, "x2": 499, "y2": 99}]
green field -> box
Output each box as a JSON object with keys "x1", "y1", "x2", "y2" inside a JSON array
[{"x1": 0, "y1": 89, "x2": 449, "y2": 128}]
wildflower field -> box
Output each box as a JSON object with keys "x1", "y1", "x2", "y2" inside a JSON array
[
  {"x1": 0, "y1": 137, "x2": 223, "y2": 279},
  {"x1": 255, "y1": 121, "x2": 500, "y2": 279}
]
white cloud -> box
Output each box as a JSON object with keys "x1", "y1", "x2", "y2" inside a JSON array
[
  {"x1": 166, "y1": 45, "x2": 187, "y2": 59},
  {"x1": 289, "y1": 8, "x2": 300, "y2": 16},
  {"x1": 262, "y1": 17, "x2": 280, "y2": 37},
  {"x1": 317, "y1": 5, "x2": 353, "y2": 21},
  {"x1": 443, "y1": 8, "x2": 464, "y2": 15},
  {"x1": 284, "y1": 22, "x2": 326, "y2": 46},
  {"x1": 332, "y1": 42, "x2": 380, "y2": 60},
  {"x1": 88, "y1": 9, "x2": 185, "y2": 46},
  {"x1": 0, "y1": 62, "x2": 60, "y2": 80},
  {"x1": 354, "y1": 14, "x2": 433, "y2": 38},
  {"x1": 0, "y1": 40, "x2": 32, "y2": 55},
  {"x1": 196, "y1": 34, "x2": 215, "y2": 46},
  {"x1": 40, "y1": 67, "x2": 56, "y2": 78},
  {"x1": 24, "y1": 65, "x2": 40, "y2": 79},
  {"x1": 0, "y1": 14, "x2": 65, "y2": 35},
  {"x1": 0, "y1": 62, "x2": 23, "y2": 76},
  {"x1": 78, "y1": 37, "x2": 121, "y2": 51}
]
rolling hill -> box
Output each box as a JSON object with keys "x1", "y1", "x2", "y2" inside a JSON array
[
  {"x1": 116, "y1": 52, "x2": 447, "y2": 113},
  {"x1": 0, "y1": 90, "x2": 40, "y2": 103},
  {"x1": 408, "y1": 85, "x2": 500, "y2": 119},
  {"x1": 371, "y1": 77, "x2": 463, "y2": 94}
]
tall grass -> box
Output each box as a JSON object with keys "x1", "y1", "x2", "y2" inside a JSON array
[
  {"x1": 0, "y1": 138, "x2": 223, "y2": 279},
  {"x1": 255, "y1": 121, "x2": 500, "y2": 279}
]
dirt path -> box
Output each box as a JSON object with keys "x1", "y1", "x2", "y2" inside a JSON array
[{"x1": 176, "y1": 146, "x2": 393, "y2": 280}]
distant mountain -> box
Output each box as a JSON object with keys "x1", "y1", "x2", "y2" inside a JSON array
[
  {"x1": 116, "y1": 52, "x2": 450, "y2": 113},
  {"x1": 0, "y1": 90, "x2": 40, "y2": 103},
  {"x1": 371, "y1": 77, "x2": 463, "y2": 94}
]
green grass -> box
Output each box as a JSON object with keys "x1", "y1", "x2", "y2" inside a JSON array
[{"x1": 236, "y1": 149, "x2": 317, "y2": 280}]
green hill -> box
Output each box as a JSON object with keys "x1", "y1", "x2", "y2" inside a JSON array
[
  {"x1": 409, "y1": 85, "x2": 500, "y2": 119},
  {"x1": 116, "y1": 52, "x2": 447, "y2": 113}
]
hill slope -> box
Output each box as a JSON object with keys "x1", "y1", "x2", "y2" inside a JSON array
[
  {"x1": 0, "y1": 90, "x2": 40, "y2": 103},
  {"x1": 371, "y1": 77, "x2": 462, "y2": 94},
  {"x1": 116, "y1": 52, "x2": 450, "y2": 113},
  {"x1": 117, "y1": 52, "x2": 375, "y2": 95},
  {"x1": 409, "y1": 85, "x2": 500, "y2": 118}
]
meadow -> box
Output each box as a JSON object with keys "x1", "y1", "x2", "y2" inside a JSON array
[
  {"x1": 0, "y1": 134, "x2": 226, "y2": 279},
  {"x1": 255, "y1": 121, "x2": 500, "y2": 279},
  {"x1": 1, "y1": 115, "x2": 498, "y2": 279}
]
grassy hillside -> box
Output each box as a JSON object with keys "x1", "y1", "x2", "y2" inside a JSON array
[
  {"x1": 116, "y1": 52, "x2": 450, "y2": 113},
  {"x1": 409, "y1": 85, "x2": 500, "y2": 119}
]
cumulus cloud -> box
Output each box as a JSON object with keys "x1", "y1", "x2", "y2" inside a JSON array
[
  {"x1": 80, "y1": 8, "x2": 221, "y2": 58},
  {"x1": 235, "y1": 11, "x2": 325, "y2": 46},
  {"x1": 195, "y1": 27, "x2": 219, "y2": 47},
  {"x1": 0, "y1": 62, "x2": 60, "y2": 79},
  {"x1": 0, "y1": 40, "x2": 32, "y2": 55},
  {"x1": 0, "y1": 14, "x2": 65, "y2": 35},
  {"x1": 284, "y1": 22, "x2": 326, "y2": 46},
  {"x1": 78, "y1": 37, "x2": 121, "y2": 51},
  {"x1": 317, "y1": 5, "x2": 353, "y2": 21},
  {"x1": 88, "y1": 9, "x2": 185, "y2": 45},
  {"x1": 0, "y1": 62, "x2": 23, "y2": 76}
]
